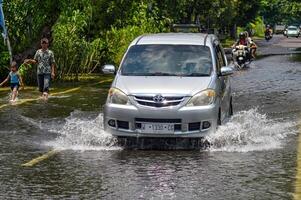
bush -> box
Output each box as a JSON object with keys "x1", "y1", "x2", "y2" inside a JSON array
[
  {"x1": 103, "y1": 2, "x2": 167, "y2": 66},
  {"x1": 51, "y1": 1, "x2": 168, "y2": 80},
  {"x1": 52, "y1": 7, "x2": 92, "y2": 80},
  {"x1": 237, "y1": 16, "x2": 265, "y2": 38}
]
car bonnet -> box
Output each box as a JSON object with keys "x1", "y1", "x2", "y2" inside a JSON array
[{"x1": 114, "y1": 75, "x2": 213, "y2": 97}]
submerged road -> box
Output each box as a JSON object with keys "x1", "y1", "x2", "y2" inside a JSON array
[{"x1": 0, "y1": 35, "x2": 300, "y2": 199}]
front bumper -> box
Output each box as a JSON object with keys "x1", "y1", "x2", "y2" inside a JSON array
[
  {"x1": 103, "y1": 102, "x2": 219, "y2": 138},
  {"x1": 287, "y1": 32, "x2": 299, "y2": 37}
]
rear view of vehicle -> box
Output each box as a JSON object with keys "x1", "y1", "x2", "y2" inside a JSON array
[
  {"x1": 274, "y1": 24, "x2": 286, "y2": 34},
  {"x1": 234, "y1": 45, "x2": 249, "y2": 69},
  {"x1": 103, "y1": 33, "x2": 234, "y2": 149}
]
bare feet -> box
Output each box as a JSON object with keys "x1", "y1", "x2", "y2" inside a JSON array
[
  {"x1": 9, "y1": 99, "x2": 17, "y2": 105},
  {"x1": 43, "y1": 92, "x2": 49, "y2": 101}
]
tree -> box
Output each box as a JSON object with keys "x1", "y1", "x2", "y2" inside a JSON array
[{"x1": 260, "y1": 0, "x2": 301, "y2": 25}]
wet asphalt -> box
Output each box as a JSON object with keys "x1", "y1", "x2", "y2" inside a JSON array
[{"x1": 0, "y1": 35, "x2": 300, "y2": 200}]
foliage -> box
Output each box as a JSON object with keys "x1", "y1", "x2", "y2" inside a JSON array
[
  {"x1": 0, "y1": 0, "x2": 301, "y2": 83},
  {"x1": 260, "y1": 0, "x2": 301, "y2": 25},
  {"x1": 247, "y1": 17, "x2": 265, "y2": 38},
  {"x1": 103, "y1": 2, "x2": 168, "y2": 65},
  {"x1": 3, "y1": 0, "x2": 59, "y2": 52},
  {"x1": 52, "y1": 5, "x2": 92, "y2": 80}
]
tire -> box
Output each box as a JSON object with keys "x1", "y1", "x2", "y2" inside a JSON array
[
  {"x1": 217, "y1": 109, "x2": 222, "y2": 126},
  {"x1": 229, "y1": 97, "x2": 233, "y2": 116}
]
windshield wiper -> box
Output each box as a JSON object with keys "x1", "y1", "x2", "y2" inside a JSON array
[
  {"x1": 147, "y1": 72, "x2": 179, "y2": 76},
  {"x1": 183, "y1": 73, "x2": 210, "y2": 77},
  {"x1": 122, "y1": 72, "x2": 178, "y2": 76}
]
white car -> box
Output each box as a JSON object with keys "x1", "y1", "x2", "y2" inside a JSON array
[{"x1": 287, "y1": 26, "x2": 300, "y2": 38}]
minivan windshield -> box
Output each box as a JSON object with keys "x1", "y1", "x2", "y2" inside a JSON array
[
  {"x1": 121, "y1": 45, "x2": 212, "y2": 76},
  {"x1": 288, "y1": 27, "x2": 297, "y2": 30}
]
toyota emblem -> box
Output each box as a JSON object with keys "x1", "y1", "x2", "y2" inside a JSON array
[{"x1": 153, "y1": 94, "x2": 165, "y2": 103}]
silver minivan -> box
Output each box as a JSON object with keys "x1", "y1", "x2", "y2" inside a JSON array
[{"x1": 103, "y1": 33, "x2": 234, "y2": 140}]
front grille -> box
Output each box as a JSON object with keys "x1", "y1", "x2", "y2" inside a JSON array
[
  {"x1": 138, "y1": 101, "x2": 180, "y2": 107},
  {"x1": 134, "y1": 96, "x2": 184, "y2": 107},
  {"x1": 174, "y1": 124, "x2": 182, "y2": 131},
  {"x1": 135, "y1": 118, "x2": 181, "y2": 123},
  {"x1": 188, "y1": 122, "x2": 201, "y2": 131},
  {"x1": 117, "y1": 120, "x2": 129, "y2": 129}
]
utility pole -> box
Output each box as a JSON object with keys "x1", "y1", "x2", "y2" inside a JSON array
[{"x1": 0, "y1": 0, "x2": 12, "y2": 64}]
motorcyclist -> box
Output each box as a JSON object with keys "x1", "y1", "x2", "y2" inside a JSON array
[
  {"x1": 245, "y1": 31, "x2": 257, "y2": 58},
  {"x1": 232, "y1": 32, "x2": 249, "y2": 62},
  {"x1": 265, "y1": 25, "x2": 273, "y2": 36},
  {"x1": 233, "y1": 32, "x2": 248, "y2": 47}
]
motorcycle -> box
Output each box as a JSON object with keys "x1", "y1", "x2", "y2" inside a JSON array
[
  {"x1": 233, "y1": 45, "x2": 251, "y2": 69},
  {"x1": 265, "y1": 29, "x2": 273, "y2": 41}
]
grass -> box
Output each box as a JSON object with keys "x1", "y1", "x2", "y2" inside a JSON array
[
  {"x1": 221, "y1": 38, "x2": 235, "y2": 48},
  {"x1": 221, "y1": 35, "x2": 265, "y2": 48},
  {"x1": 0, "y1": 74, "x2": 114, "y2": 93},
  {"x1": 53, "y1": 74, "x2": 113, "y2": 87}
]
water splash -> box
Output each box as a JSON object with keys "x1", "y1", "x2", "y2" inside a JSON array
[
  {"x1": 44, "y1": 111, "x2": 121, "y2": 151},
  {"x1": 44, "y1": 109, "x2": 296, "y2": 152},
  {"x1": 207, "y1": 109, "x2": 297, "y2": 152}
]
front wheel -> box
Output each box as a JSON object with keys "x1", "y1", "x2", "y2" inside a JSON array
[
  {"x1": 217, "y1": 109, "x2": 222, "y2": 126},
  {"x1": 229, "y1": 97, "x2": 233, "y2": 116}
]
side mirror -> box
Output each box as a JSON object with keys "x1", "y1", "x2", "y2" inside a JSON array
[
  {"x1": 220, "y1": 66, "x2": 234, "y2": 76},
  {"x1": 102, "y1": 64, "x2": 116, "y2": 74}
]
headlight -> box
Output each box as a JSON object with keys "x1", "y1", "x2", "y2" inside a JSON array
[
  {"x1": 186, "y1": 89, "x2": 216, "y2": 107},
  {"x1": 107, "y1": 88, "x2": 130, "y2": 105}
]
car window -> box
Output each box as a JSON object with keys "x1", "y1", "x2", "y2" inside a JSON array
[
  {"x1": 288, "y1": 27, "x2": 297, "y2": 30},
  {"x1": 218, "y1": 44, "x2": 227, "y2": 66},
  {"x1": 121, "y1": 45, "x2": 212, "y2": 76},
  {"x1": 214, "y1": 44, "x2": 226, "y2": 72}
]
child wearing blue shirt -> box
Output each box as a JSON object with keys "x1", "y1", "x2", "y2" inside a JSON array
[{"x1": 0, "y1": 61, "x2": 24, "y2": 102}]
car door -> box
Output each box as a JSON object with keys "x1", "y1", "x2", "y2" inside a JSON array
[{"x1": 214, "y1": 42, "x2": 230, "y2": 121}]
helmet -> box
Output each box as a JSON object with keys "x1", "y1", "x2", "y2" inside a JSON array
[
  {"x1": 239, "y1": 32, "x2": 245, "y2": 39},
  {"x1": 267, "y1": 24, "x2": 270, "y2": 28}
]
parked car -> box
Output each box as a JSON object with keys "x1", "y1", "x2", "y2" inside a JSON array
[
  {"x1": 102, "y1": 33, "x2": 234, "y2": 147},
  {"x1": 286, "y1": 26, "x2": 300, "y2": 38},
  {"x1": 274, "y1": 24, "x2": 286, "y2": 34}
]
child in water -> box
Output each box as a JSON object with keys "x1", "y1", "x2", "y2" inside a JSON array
[{"x1": 0, "y1": 61, "x2": 24, "y2": 102}]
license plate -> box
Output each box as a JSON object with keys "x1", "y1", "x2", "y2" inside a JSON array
[
  {"x1": 140, "y1": 123, "x2": 174, "y2": 134},
  {"x1": 238, "y1": 57, "x2": 244, "y2": 61}
]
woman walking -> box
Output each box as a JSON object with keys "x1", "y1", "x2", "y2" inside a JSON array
[{"x1": 24, "y1": 38, "x2": 55, "y2": 100}]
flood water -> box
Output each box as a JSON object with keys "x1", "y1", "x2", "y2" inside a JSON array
[{"x1": 0, "y1": 54, "x2": 300, "y2": 199}]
